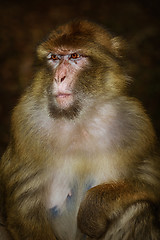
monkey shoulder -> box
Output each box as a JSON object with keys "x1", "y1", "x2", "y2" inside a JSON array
[
  {"x1": 109, "y1": 96, "x2": 155, "y2": 136},
  {"x1": 101, "y1": 96, "x2": 156, "y2": 152}
]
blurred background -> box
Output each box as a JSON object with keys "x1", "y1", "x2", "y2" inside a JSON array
[{"x1": 0, "y1": 0, "x2": 160, "y2": 157}]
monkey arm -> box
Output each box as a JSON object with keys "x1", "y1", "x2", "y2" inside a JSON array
[
  {"x1": 0, "y1": 149, "x2": 56, "y2": 240},
  {"x1": 77, "y1": 180, "x2": 159, "y2": 239},
  {"x1": 84, "y1": 201, "x2": 160, "y2": 240}
]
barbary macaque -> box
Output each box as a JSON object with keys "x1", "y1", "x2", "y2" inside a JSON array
[{"x1": 0, "y1": 19, "x2": 160, "y2": 240}]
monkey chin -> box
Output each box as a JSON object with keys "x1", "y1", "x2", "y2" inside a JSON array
[{"x1": 55, "y1": 94, "x2": 74, "y2": 109}]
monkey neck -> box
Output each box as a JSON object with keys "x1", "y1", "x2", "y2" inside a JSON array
[{"x1": 47, "y1": 99, "x2": 82, "y2": 120}]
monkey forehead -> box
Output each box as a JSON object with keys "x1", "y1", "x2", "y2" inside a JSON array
[
  {"x1": 37, "y1": 20, "x2": 124, "y2": 61},
  {"x1": 44, "y1": 20, "x2": 113, "y2": 52},
  {"x1": 50, "y1": 47, "x2": 84, "y2": 55},
  {"x1": 42, "y1": 36, "x2": 91, "y2": 55}
]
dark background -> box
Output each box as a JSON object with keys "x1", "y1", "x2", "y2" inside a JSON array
[{"x1": 0, "y1": 0, "x2": 160, "y2": 157}]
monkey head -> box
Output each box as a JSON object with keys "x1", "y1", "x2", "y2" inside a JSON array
[{"x1": 34, "y1": 20, "x2": 127, "y2": 119}]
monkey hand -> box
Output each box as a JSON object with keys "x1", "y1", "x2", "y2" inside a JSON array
[
  {"x1": 77, "y1": 181, "x2": 155, "y2": 239},
  {"x1": 77, "y1": 184, "x2": 115, "y2": 239}
]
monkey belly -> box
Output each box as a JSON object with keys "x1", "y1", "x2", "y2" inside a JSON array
[{"x1": 49, "y1": 180, "x2": 93, "y2": 240}]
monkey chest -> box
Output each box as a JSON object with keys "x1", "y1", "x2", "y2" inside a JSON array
[
  {"x1": 46, "y1": 152, "x2": 119, "y2": 239},
  {"x1": 48, "y1": 177, "x2": 93, "y2": 240}
]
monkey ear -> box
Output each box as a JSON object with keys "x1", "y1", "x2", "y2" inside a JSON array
[{"x1": 111, "y1": 37, "x2": 127, "y2": 58}]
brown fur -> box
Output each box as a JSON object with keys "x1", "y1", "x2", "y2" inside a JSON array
[{"x1": 0, "y1": 19, "x2": 160, "y2": 240}]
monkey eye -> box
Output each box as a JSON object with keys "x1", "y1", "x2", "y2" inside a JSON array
[
  {"x1": 51, "y1": 54, "x2": 60, "y2": 60},
  {"x1": 47, "y1": 53, "x2": 60, "y2": 61},
  {"x1": 70, "y1": 53, "x2": 81, "y2": 60}
]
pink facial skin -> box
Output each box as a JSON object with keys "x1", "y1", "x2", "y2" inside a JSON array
[{"x1": 47, "y1": 52, "x2": 88, "y2": 109}]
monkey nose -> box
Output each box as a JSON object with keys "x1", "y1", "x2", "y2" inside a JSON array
[
  {"x1": 61, "y1": 76, "x2": 66, "y2": 82},
  {"x1": 55, "y1": 76, "x2": 66, "y2": 83}
]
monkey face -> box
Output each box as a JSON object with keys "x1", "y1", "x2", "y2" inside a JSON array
[
  {"x1": 35, "y1": 20, "x2": 127, "y2": 119},
  {"x1": 42, "y1": 50, "x2": 89, "y2": 119},
  {"x1": 47, "y1": 51, "x2": 89, "y2": 110}
]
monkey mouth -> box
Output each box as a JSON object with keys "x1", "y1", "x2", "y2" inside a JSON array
[
  {"x1": 56, "y1": 93, "x2": 72, "y2": 98},
  {"x1": 55, "y1": 92, "x2": 74, "y2": 109}
]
